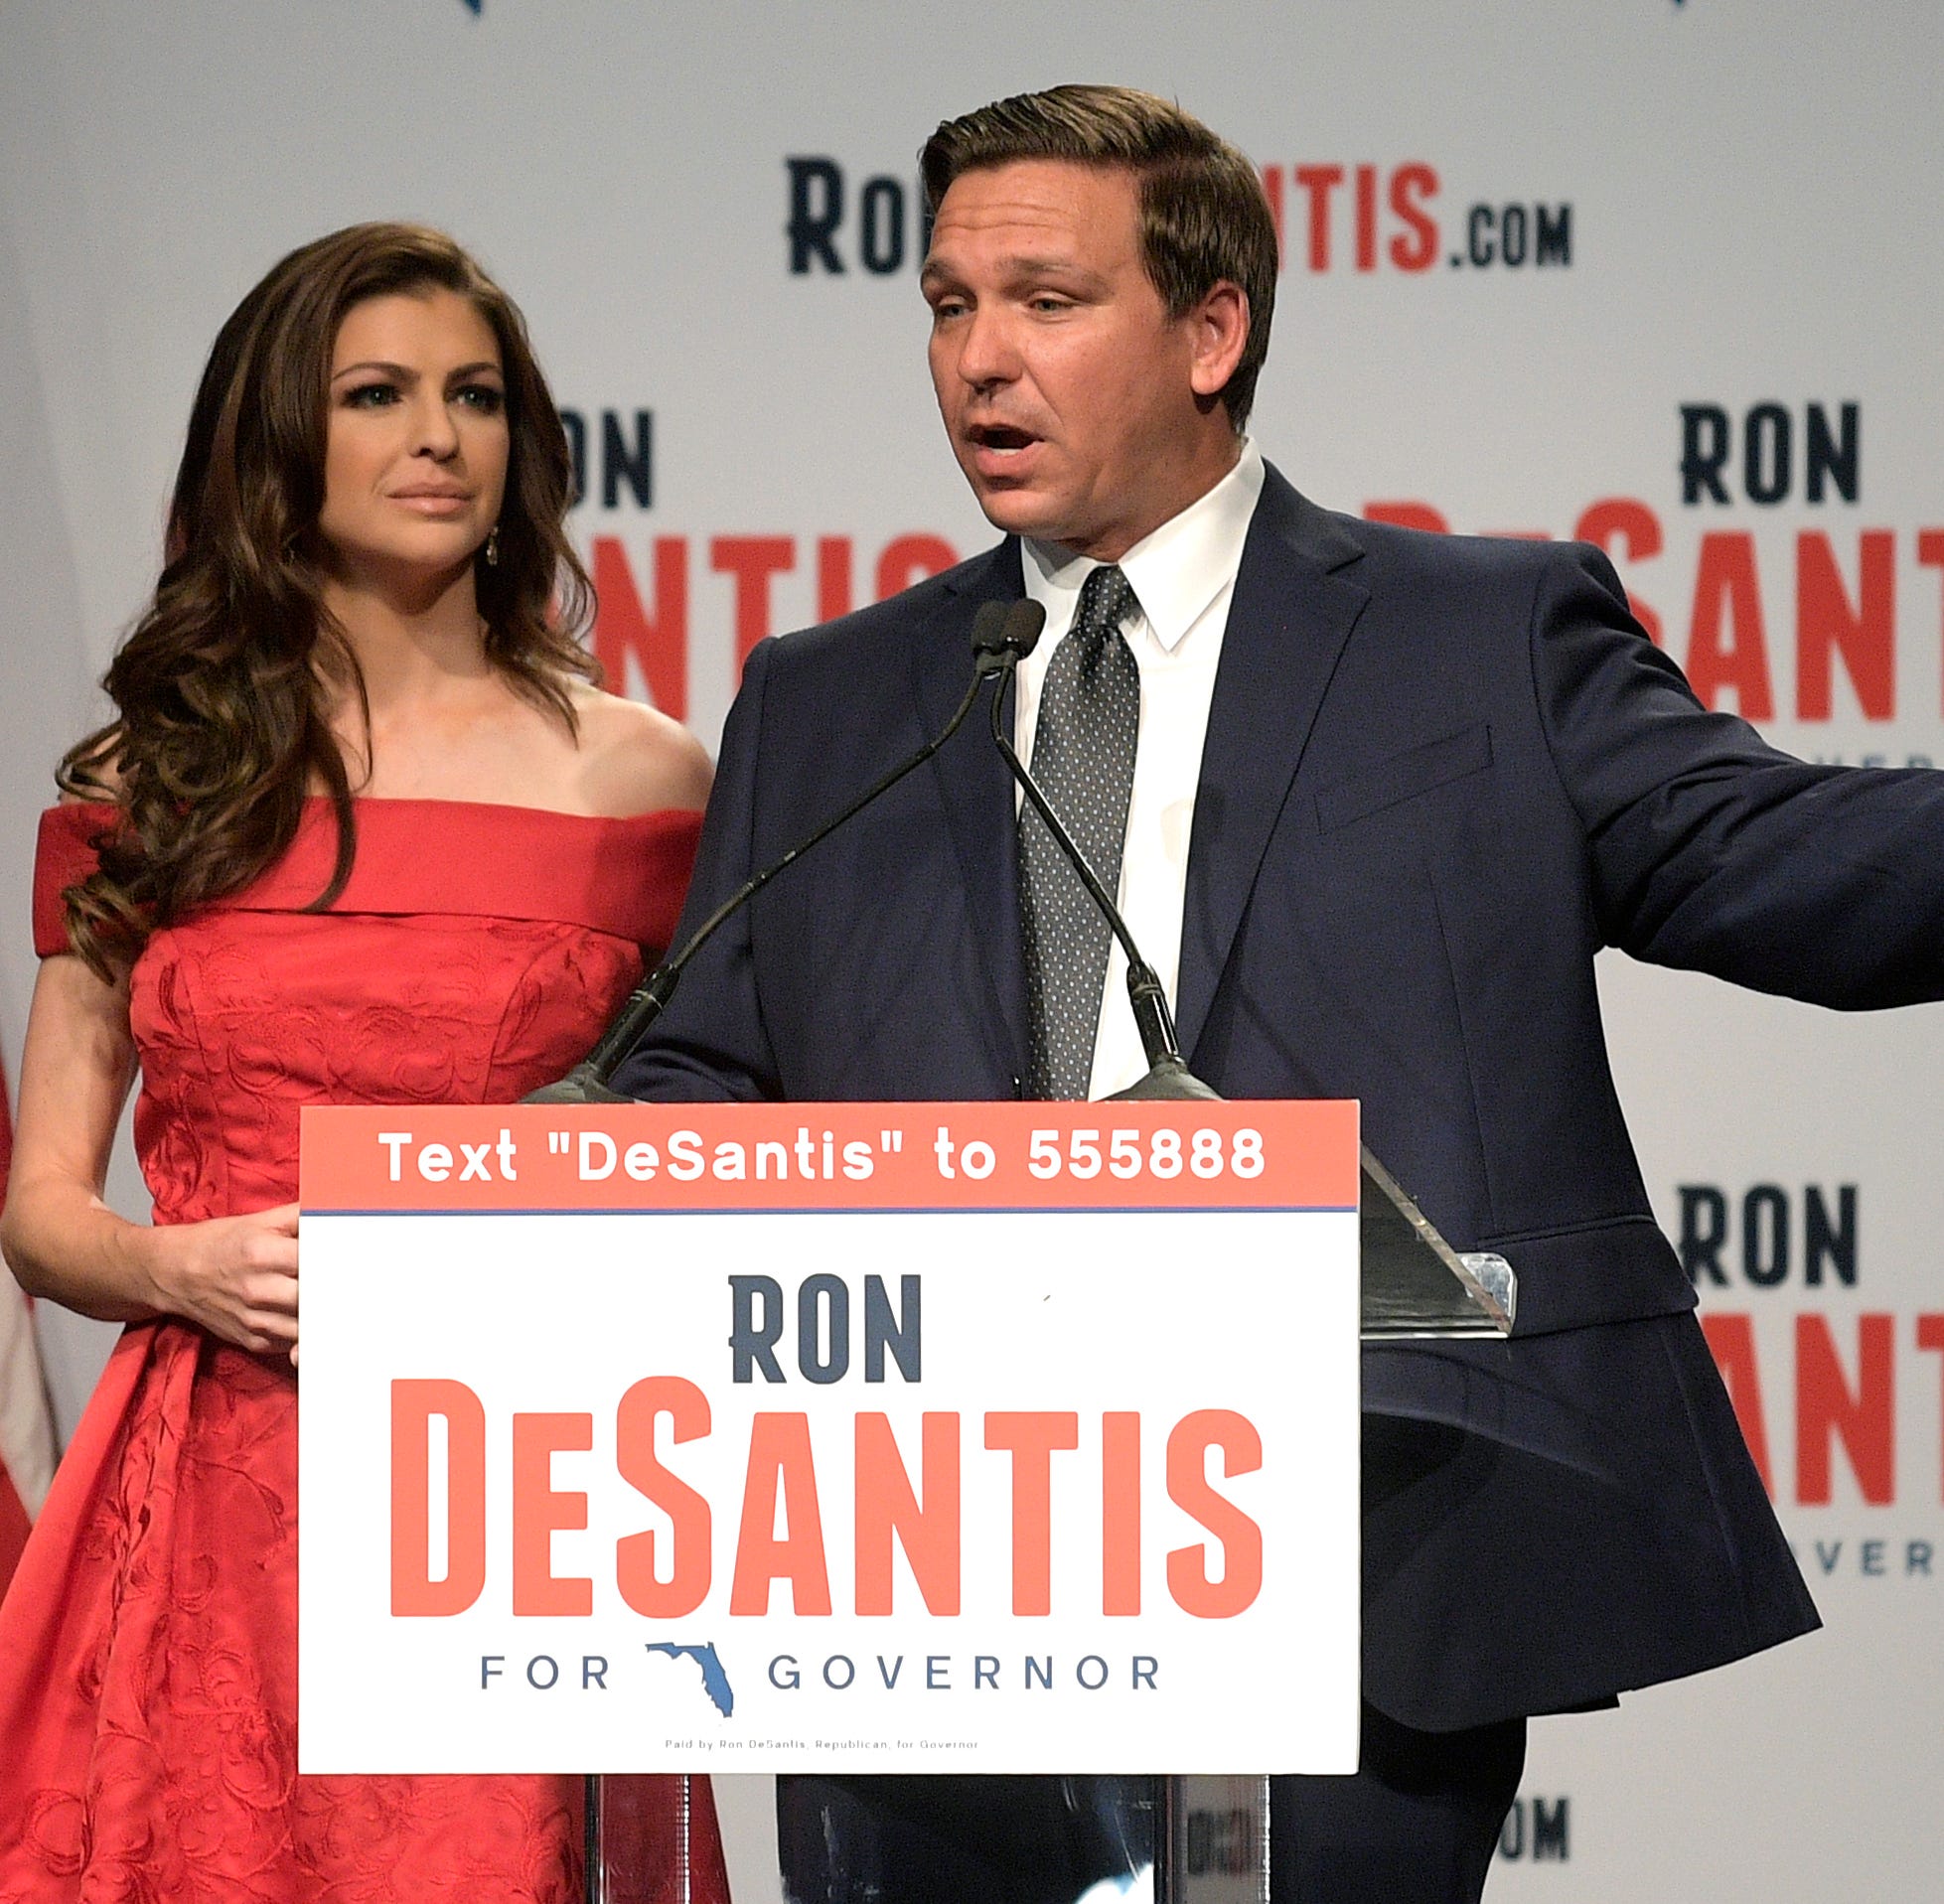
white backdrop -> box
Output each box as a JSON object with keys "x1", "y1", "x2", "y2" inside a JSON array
[{"x1": 2, "y1": 1, "x2": 1941, "y2": 1894}]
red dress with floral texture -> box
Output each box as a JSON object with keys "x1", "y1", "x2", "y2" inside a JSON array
[{"x1": 0, "y1": 800, "x2": 727, "y2": 1903}]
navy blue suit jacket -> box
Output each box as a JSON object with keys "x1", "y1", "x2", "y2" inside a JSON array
[{"x1": 616, "y1": 466, "x2": 1944, "y2": 1727}]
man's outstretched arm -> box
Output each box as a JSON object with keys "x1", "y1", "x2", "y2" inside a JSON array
[{"x1": 1534, "y1": 542, "x2": 1944, "y2": 1009}]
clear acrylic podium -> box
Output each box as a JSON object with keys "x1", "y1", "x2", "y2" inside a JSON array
[{"x1": 584, "y1": 1149, "x2": 1514, "y2": 1904}]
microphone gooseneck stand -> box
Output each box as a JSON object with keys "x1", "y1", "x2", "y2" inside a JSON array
[
  {"x1": 528, "y1": 601, "x2": 1022, "y2": 1106},
  {"x1": 980, "y1": 598, "x2": 1218, "y2": 1103}
]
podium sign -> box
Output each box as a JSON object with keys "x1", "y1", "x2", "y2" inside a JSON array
[{"x1": 297, "y1": 1101, "x2": 1360, "y2": 1778}]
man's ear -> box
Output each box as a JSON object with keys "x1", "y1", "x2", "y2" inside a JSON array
[{"x1": 1186, "y1": 281, "x2": 1250, "y2": 402}]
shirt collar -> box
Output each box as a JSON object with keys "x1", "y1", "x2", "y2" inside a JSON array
[{"x1": 1021, "y1": 438, "x2": 1265, "y2": 654}]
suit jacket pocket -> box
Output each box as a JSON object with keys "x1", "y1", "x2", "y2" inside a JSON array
[{"x1": 1314, "y1": 722, "x2": 1494, "y2": 833}]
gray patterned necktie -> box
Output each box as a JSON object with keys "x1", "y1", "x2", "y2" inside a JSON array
[{"x1": 1019, "y1": 563, "x2": 1141, "y2": 1099}]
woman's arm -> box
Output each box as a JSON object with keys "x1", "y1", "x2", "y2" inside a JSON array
[{"x1": 0, "y1": 952, "x2": 299, "y2": 1356}]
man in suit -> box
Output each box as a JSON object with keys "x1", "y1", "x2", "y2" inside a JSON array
[{"x1": 614, "y1": 85, "x2": 1944, "y2": 1902}]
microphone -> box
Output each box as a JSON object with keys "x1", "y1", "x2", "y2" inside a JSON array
[
  {"x1": 526, "y1": 601, "x2": 1019, "y2": 1104},
  {"x1": 980, "y1": 598, "x2": 1218, "y2": 1103}
]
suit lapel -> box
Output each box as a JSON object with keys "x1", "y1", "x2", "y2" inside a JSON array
[
  {"x1": 1176, "y1": 469, "x2": 1371, "y2": 1060},
  {"x1": 912, "y1": 539, "x2": 1030, "y2": 1080}
]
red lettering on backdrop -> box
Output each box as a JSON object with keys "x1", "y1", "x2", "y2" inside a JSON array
[
  {"x1": 1354, "y1": 164, "x2": 1378, "y2": 272},
  {"x1": 853, "y1": 1412, "x2": 961, "y2": 1616},
  {"x1": 512, "y1": 1411, "x2": 594, "y2": 1615},
  {"x1": 1686, "y1": 532, "x2": 1775, "y2": 719},
  {"x1": 984, "y1": 1411, "x2": 1081, "y2": 1616},
  {"x1": 1389, "y1": 165, "x2": 1440, "y2": 271},
  {"x1": 1165, "y1": 1411, "x2": 1265, "y2": 1617},
  {"x1": 1573, "y1": 498, "x2": 1665, "y2": 645},
  {"x1": 1918, "y1": 531, "x2": 1944, "y2": 715},
  {"x1": 390, "y1": 1379, "x2": 487, "y2": 1616},
  {"x1": 876, "y1": 534, "x2": 958, "y2": 600},
  {"x1": 730, "y1": 1412, "x2": 832, "y2": 1615},
  {"x1": 591, "y1": 535, "x2": 687, "y2": 718},
  {"x1": 817, "y1": 535, "x2": 853, "y2": 622},
  {"x1": 1363, "y1": 502, "x2": 1450, "y2": 534},
  {"x1": 1699, "y1": 1314, "x2": 1773, "y2": 1494},
  {"x1": 1102, "y1": 1411, "x2": 1142, "y2": 1617},
  {"x1": 616, "y1": 1377, "x2": 713, "y2": 1618},
  {"x1": 1795, "y1": 1314, "x2": 1894, "y2": 1506},
  {"x1": 1797, "y1": 530, "x2": 1894, "y2": 720},
  {"x1": 711, "y1": 535, "x2": 797, "y2": 666},
  {"x1": 1918, "y1": 1317, "x2": 1944, "y2": 1503},
  {"x1": 1293, "y1": 166, "x2": 1343, "y2": 272}
]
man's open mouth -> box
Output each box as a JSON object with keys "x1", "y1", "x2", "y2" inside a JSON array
[{"x1": 969, "y1": 424, "x2": 1037, "y2": 453}]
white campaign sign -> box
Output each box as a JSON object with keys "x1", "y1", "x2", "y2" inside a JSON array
[{"x1": 296, "y1": 1102, "x2": 1360, "y2": 1777}]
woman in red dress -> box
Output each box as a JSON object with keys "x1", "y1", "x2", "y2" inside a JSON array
[{"x1": 0, "y1": 223, "x2": 728, "y2": 1901}]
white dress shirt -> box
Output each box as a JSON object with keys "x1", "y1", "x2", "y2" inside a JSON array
[{"x1": 1015, "y1": 439, "x2": 1267, "y2": 1098}]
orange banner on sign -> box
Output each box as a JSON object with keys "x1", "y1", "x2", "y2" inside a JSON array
[{"x1": 300, "y1": 1100, "x2": 1359, "y2": 1214}]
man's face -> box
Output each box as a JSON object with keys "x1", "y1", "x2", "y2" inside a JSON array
[{"x1": 922, "y1": 160, "x2": 1235, "y2": 562}]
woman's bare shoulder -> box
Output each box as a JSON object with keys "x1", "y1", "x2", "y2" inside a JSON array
[{"x1": 569, "y1": 685, "x2": 712, "y2": 817}]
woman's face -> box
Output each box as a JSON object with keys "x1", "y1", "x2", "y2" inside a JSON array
[{"x1": 316, "y1": 288, "x2": 509, "y2": 585}]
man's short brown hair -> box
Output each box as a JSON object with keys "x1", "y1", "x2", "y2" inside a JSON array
[{"x1": 920, "y1": 85, "x2": 1277, "y2": 429}]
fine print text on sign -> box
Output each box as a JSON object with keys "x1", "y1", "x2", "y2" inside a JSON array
[{"x1": 297, "y1": 1101, "x2": 1360, "y2": 1776}]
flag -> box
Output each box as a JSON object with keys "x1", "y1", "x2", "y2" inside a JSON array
[{"x1": 1, "y1": 1052, "x2": 58, "y2": 1596}]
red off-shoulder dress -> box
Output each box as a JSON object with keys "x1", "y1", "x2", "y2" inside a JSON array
[{"x1": 0, "y1": 799, "x2": 728, "y2": 1902}]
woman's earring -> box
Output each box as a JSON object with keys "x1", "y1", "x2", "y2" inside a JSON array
[{"x1": 484, "y1": 524, "x2": 501, "y2": 567}]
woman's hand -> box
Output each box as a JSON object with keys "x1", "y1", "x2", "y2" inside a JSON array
[
  {"x1": 142, "y1": 1204, "x2": 300, "y2": 1360},
  {"x1": 0, "y1": 957, "x2": 305, "y2": 1366}
]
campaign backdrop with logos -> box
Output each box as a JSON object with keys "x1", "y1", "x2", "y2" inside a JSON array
[{"x1": 1, "y1": 1, "x2": 1939, "y2": 1894}]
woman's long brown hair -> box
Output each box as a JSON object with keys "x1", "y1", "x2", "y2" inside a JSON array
[{"x1": 59, "y1": 221, "x2": 595, "y2": 978}]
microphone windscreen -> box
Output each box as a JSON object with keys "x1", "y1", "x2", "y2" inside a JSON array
[
  {"x1": 1001, "y1": 598, "x2": 1046, "y2": 659},
  {"x1": 969, "y1": 600, "x2": 1011, "y2": 661}
]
